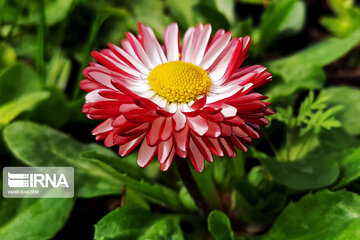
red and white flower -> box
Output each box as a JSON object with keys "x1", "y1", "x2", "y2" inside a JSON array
[{"x1": 80, "y1": 23, "x2": 272, "y2": 172}]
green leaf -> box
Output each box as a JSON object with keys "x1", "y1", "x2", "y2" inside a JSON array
[
  {"x1": 122, "y1": 188, "x2": 150, "y2": 210},
  {"x1": 269, "y1": 29, "x2": 360, "y2": 69},
  {"x1": 256, "y1": 0, "x2": 305, "y2": 52},
  {"x1": 267, "y1": 29, "x2": 360, "y2": 101},
  {"x1": 3, "y1": 121, "x2": 182, "y2": 210},
  {"x1": 234, "y1": 179, "x2": 260, "y2": 206},
  {"x1": 125, "y1": 0, "x2": 171, "y2": 37},
  {"x1": 247, "y1": 166, "x2": 274, "y2": 196},
  {"x1": 253, "y1": 150, "x2": 340, "y2": 190},
  {"x1": 213, "y1": 151, "x2": 245, "y2": 185},
  {"x1": 239, "y1": 0, "x2": 269, "y2": 4},
  {"x1": 27, "y1": 87, "x2": 70, "y2": 128},
  {"x1": 3, "y1": 121, "x2": 123, "y2": 198},
  {"x1": 167, "y1": 0, "x2": 198, "y2": 29},
  {"x1": 0, "y1": 42, "x2": 16, "y2": 69},
  {"x1": 208, "y1": 210, "x2": 234, "y2": 240},
  {"x1": 192, "y1": 164, "x2": 222, "y2": 209},
  {"x1": 211, "y1": 0, "x2": 235, "y2": 24},
  {"x1": 179, "y1": 187, "x2": 197, "y2": 211},
  {"x1": 261, "y1": 190, "x2": 360, "y2": 240},
  {"x1": 193, "y1": 4, "x2": 230, "y2": 31},
  {"x1": 334, "y1": 147, "x2": 360, "y2": 189},
  {"x1": 0, "y1": 91, "x2": 50, "y2": 126},
  {"x1": 319, "y1": 86, "x2": 360, "y2": 135},
  {"x1": 83, "y1": 151, "x2": 183, "y2": 210},
  {"x1": 46, "y1": 51, "x2": 71, "y2": 90},
  {"x1": 16, "y1": 0, "x2": 73, "y2": 26},
  {"x1": 95, "y1": 207, "x2": 184, "y2": 240},
  {"x1": 0, "y1": 197, "x2": 74, "y2": 240},
  {"x1": 266, "y1": 66, "x2": 326, "y2": 102},
  {"x1": 0, "y1": 63, "x2": 42, "y2": 104},
  {"x1": 82, "y1": 151, "x2": 159, "y2": 183},
  {"x1": 258, "y1": 192, "x2": 287, "y2": 214},
  {"x1": 320, "y1": 0, "x2": 360, "y2": 37}
]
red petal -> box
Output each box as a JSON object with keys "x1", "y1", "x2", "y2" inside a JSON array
[
  {"x1": 158, "y1": 138, "x2": 174, "y2": 164},
  {"x1": 137, "y1": 137, "x2": 157, "y2": 168},
  {"x1": 104, "y1": 132, "x2": 115, "y2": 147},
  {"x1": 147, "y1": 117, "x2": 165, "y2": 146},
  {"x1": 118, "y1": 133, "x2": 146, "y2": 157},
  {"x1": 219, "y1": 137, "x2": 236, "y2": 157},
  {"x1": 160, "y1": 147, "x2": 175, "y2": 171},
  {"x1": 190, "y1": 95, "x2": 207, "y2": 110},
  {"x1": 173, "y1": 111, "x2": 186, "y2": 131},
  {"x1": 160, "y1": 117, "x2": 173, "y2": 141},
  {"x1": 203, "y1": 137, "x2": 224, "y2": 157},
  {"x1": 220, "y1": 123, "x2": 232, "y2": 136},
  {"x1": 92, "y1": 118, "x2": 113, "y2": 135},
  {"x1": 191, "y1": 134, "x2": 214, "y2": 163},
  {"x1": 188, "y1": 138, "x2": 205, "y2": 172},
  {"x1": 205, "y1": 121, "x2": 221, "y2": 138},
  {"x1": 174, "y1": 125, "x2": 189, "y2": 152},
  {"x1": 230, "y1": 135, "x2": 248, "y2": 152},
  {"x1": 187, "y1": 116, "x2": 208, "y2": 136}
]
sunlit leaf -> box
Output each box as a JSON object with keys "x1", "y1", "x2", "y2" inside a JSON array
[{"x1": 261, "y1": 190, "x2": 360, "y2": 240}]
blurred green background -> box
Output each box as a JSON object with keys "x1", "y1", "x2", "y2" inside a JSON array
[{"x1": 1, "y1": 0, "x2": 360, "y2": 239}]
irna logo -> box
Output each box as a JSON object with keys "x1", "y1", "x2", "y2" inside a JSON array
[
  {"x1": 3, "y1": 167, "x2": 74, "y2": 198},
  {"x1": 8, "y1": 172, "x2": 69, "y2": 188}
]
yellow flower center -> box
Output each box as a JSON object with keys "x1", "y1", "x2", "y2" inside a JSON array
[{"x1": 148, "y1": 61, "x2": 211, "y2": 103}]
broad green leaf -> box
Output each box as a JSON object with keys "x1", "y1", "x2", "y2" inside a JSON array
[
  {"x1": 3, "y1": 121, "x2": 123, "y2": 198},
  {"x1": 239, "y1": 0, "x2": 269, "y2": 4},
  {"x1": 234, "y1": 179, "x2": 260, "y2": 206},
  {"x1": 247, "y1": 166, "x2": 274, "y2": 196},
  {"x1": 16, "y1": 0, "x2": 73, "y2": 26},
  {"x1": 211, "y1": 0, "x2": 235, "y2": 24},
  {"x1": 122, "y1": 188, "x2": 150, "y2": 210},
  {"x1": 0, "y1": 197, "x2": 74, "y2": 240},
  {"x1": 167, "y1": 0, "x2": 198, "y2": 29},
  {"x1": 82, "y1": 151, "x2": 159, "y2": 183},
  {"x1": 0, "y1": 63, "x2": 41, "y2": 104},
  {"x1": 277, "y1": 132, "x2": 319, "y2": 161},
  {"x1": 258, "y1": 192, "x2": 287, "y2": 214},
  {"x1": 334, "y1": 147, "x2": 360, "y2": 189},
  {"x1": 266, "y1": 30, "x2": 360, "y2": 101},
  {"x1": 125, "y1": 0, "x2": 171, "y2": 37},
  {"x1": 319, "y1": 86, "x2": 360, "y2": 135},
  {"x1": 208, "y1": 210, "x2": 234, "y2": 240},
  {"x1": 266, "y1": 29, "x2": 360, "y2": 101},
  {"x1": 95, "y1": 207, "x2": 184, "y2": 240},
  {"x1": 316, "y1": 128, "x2": 360, "y2": 155},
  {"x1": 3, "y1": 121, "x2": 182, "y2": 209},
  {"x1": 269, "y1": 29, "x2": 360, "y2": 69},
  {"x1": 253, "y1": 150, "x2": 340, "y2": 190},
  {"x1": 265, "y1": 66, "x2": 326, "y2": 102},
  {"x1": 83, "y1": 152, "x2": 182, "y2": 210},
  {"x1": 27, "y1": 87, "x2": 70, "y2": 128},
  {"x1": 179, "y1": 187, "x2": 197, "y2": 211},
  {"x1": 320, "y1": 0, "x2": 360, "y2": 37},
  {"x1": 0, "y1": 42, "x2": 16, "y2": 69},
  {"x1": 256, "y1": 0, "x2": 305, "y2": 52},
  {"x1": 0, "y1": 91, "x2": 50, "y2": 126},
  {"x1": 261, "y1": 190, "x2": 360, "y2": 240},
  {"x1": 194, "y1": 4, "x2": 230, "y2": 30}
]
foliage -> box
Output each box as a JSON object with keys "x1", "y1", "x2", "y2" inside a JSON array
[{"x1": 1, "y1": 0, "x2": 360, "y2": 239}]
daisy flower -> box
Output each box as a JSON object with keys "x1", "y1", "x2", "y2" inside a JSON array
[{"x1": 80, "y1": 23, "x2": 272, "y2": 172}]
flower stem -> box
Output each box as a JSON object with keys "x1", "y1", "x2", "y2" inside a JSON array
[{"x1": 175, "y1": 155, "x2": 210, "y2": 217}]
